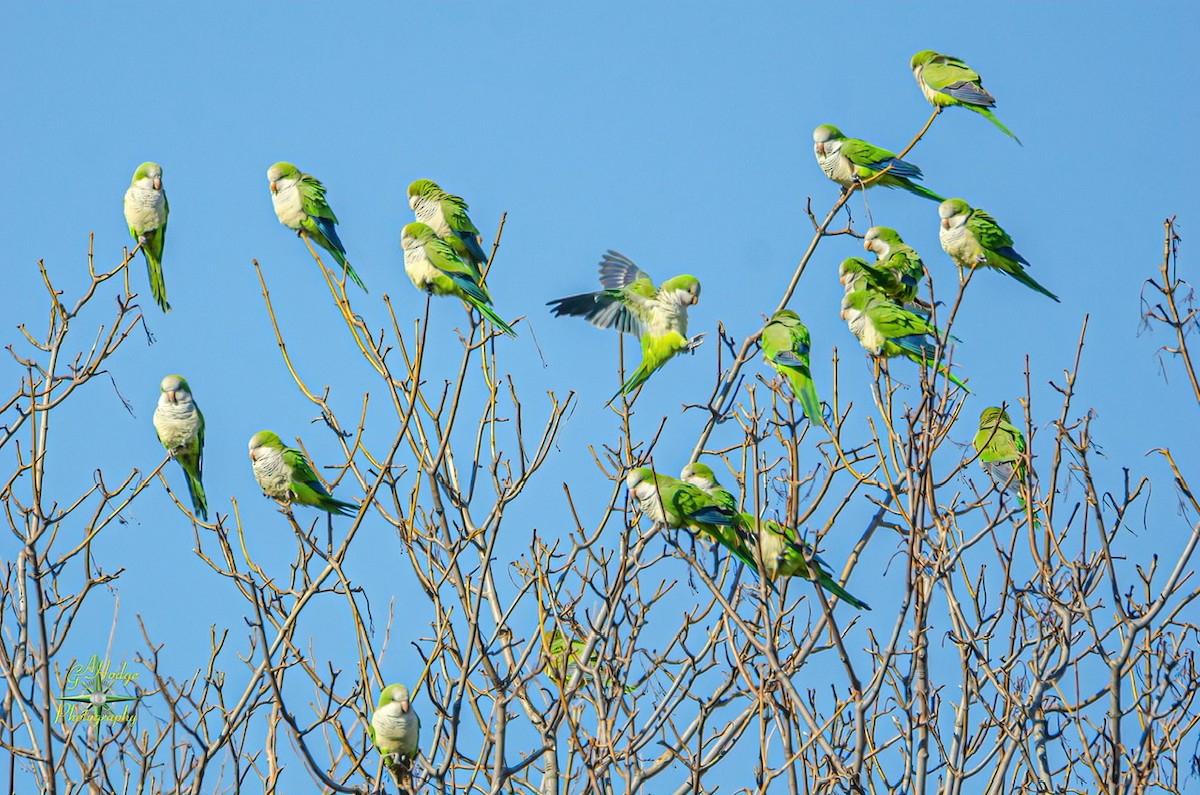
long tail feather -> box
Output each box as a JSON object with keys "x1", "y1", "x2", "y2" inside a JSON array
[
  {"x1": 143, "y1": 249, "x2": 171, "y2": 312},
  {"x1": 974, "y1": 106, "x2": 1022, "y2": 145},
  {"x1": 816, "y1": 574, "x2": 871, "y2": 610},
  {"x1": 1005, "y1": 268, "x2": 1060, "y2": 302}
]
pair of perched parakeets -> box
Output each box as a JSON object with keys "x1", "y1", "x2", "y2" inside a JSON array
[
  {"x1": 153, "y1": 376, "x2": 357, "y2": 522},
  {"x1": 267, "y1": 164, "x2": 517, "y2": 335}
]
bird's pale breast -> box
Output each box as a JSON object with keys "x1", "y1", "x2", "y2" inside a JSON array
[
  {"x1": 124, "y1": 186, "x2": 166, "y2": 232},
  {"x1": 252, "y1": 448, "x2": 292, "y2": 498},
  {"x1": 271, "y1": 181, "x2": 307, "y2": 228},
  {"x1": 153, "y1": 401, "x2": 200, "y2": 450}
]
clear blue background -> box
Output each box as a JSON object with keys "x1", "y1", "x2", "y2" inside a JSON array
[{"x1": 4, "y1": 2, "x2": 1199, "y2": 789}]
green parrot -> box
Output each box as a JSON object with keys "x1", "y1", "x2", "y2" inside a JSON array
[
  {"x1": 680, "y1": 462, "x2": 870, "y2": 610},
  {"x1": 973, "y1": 406, "x2": 1040, "y2": 524},
  {"x1": 547, "y1": 251, "x2": 702, "y2": 404},
  {"x1": 407, "y1": 179, "x2": 489, "y2": 271},
  {"x1": 625, "y1": 467, "x2": 739, "y2": 542},
  {"x1": 247, "y1": 431, "x2": 356, "y2": 516},
  {"x1": 973, "y1": 406, "x2": 1026, "y2": 487},
  {"x1": 863, "y1": 226, "x2": 928, "y2": 307},
  {"x1": 153, "y1": 375, "x2": 206, "y2": 520},
  {"x1": 370, "y1": 683, "x2": 420, "y2": 788},
  {"x1": 760, "y1": 310, "x2": 823, "y2": 423},
  {"x1": 542, "y1": 630, "x2": 637, "y2": 694},
  {"x1": 839, "y1": 256, "x2": 885, "y2": 295},
  {"x1": 911, "y1": 50, "x2": 1020, "y2": 143},
  {"x1": 400, "y1": 222, "x2": 516, "y2": 336},
  {"x1": 123, "y1": 162, "x2": 170, "y2": 312},
  {"x1": 267, "y1": 162, "x2": 367, "y2": 291},
  {"x1": 813, "y1": 124, "x2": 944, "y2": 202},
  {"x1": 938, "y1": 198, "x2": 1059, "y2": 302},
  {"x1": 841, "y1": 289, "x2": 968, "y2": 390}
]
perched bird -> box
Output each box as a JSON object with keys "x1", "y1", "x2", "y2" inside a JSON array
[
  {"x1": 938, "y1": 198, "x2": 1059, "y2": 302},
  {"x1": 625, "y1": 467, "x2": 737, "y2": 536},
  {"x1": 841, "y1": 289, "x2": 968, "y2": 390},
  {"x1": 973, "y1": 406, "x2": 1026, "y2": 487},
  {"x1": 247, "y1": 431, "x2": 356, "y2": 516},
  {"x1": 370, "y1": 683, "x2": 420, "y2": 788},
  {"x1": 813, "y1": 125, "x2": 944, "y2": 202},
  {"x1": 760, "y1": 310, "x2": 822, "y2": 423},
  {"x1": 541, "y1": 629, "x2": 637, "y2": 694},
  {"x1": 400, "y1": 222, "x2": 516, "y2": 336},
  {"x1": 153, "y1": 375, "x2": 206, "y2": 520},
  {"x1": 839, "y1": 257, "x2": 882, "y2": 295},
  {"x1": 680, "y1": 462, "x2": 870, "y2": 609},
  {"x1": 407, "y1": 179, "x2": 489, "y2": 271},
  {"x1": 863, "y1": 226, "x2": 928, "y2": 307},
  {"x1": 548, "y1": 251, "x2": 702, "y2": 404},
  {"x1": 266, "y1": 162, "x2": 367, "y2": 291},
  {"x1": 123, "y1": 162, "x2": 170, "y2": 312},
  {"x1": 911, "y1": 50, "x2": 1020, "y2": 143}
]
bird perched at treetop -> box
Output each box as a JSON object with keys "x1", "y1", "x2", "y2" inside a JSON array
[
  {"x1": 760, "y1": 310, "x2": 823, "y2": 423},
  {"x1": 910, "y1": 50, "x2": 1020, "y2": 143},
  {"x1": 123, "y1": 161, "x2": 170, "y2": 312},
  {"x1": 248, "y1": 431, "x2": 356, "y2": 516},
  {"x1": 813, "y1": 124, "x2": 944, "y2": 202},
  {"x1": 938, "y1": 198, "x2": 1059, "y2": 302},
  {"x1": 266, "y1": 161, "x2": 367, "y2": 291},
  {"x1": 841, "y1": 289, "x2": 968, "y2": 390},
  {"x1": 401, "y1": 222, "x2": 516, "y2": 336},
  {"x1": 407, "y1": 179, "x2": 490, "y2": 272},
  {"x1": 153, "y1": 375, "x2": 206, "y2": 520}
]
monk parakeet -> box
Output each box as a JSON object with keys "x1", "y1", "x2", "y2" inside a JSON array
[
  {"x1": 248, "y1": 431, "x2": 356, "y2": 516},
  {"x1": 938, "y1": 199, "x2": 1059, "y2": 302},
  {"x1": 548, "y1": 251, "x2": 702, "y2": 404},
  {"x1": 628, "y1": 465, "x2": 760, "y2": 578},
  {"x1": 841, "y1": 289, "x2": 968, "y2": 390},
  {"x1": 839, "y1": 257, "x2": 882, "y2": 295},
  {"x1": 680, "y1": 462, "x2": 870, "y2": 610},
  {"x1": 863, "y1": 226, "x2": 928, "y2": 307},
  {"x1": 123, "y1": 162, "x2": 170, "y2": 312},
  {"x1": 910, "y1": 50, "x2": 1020, "y2": 143},
  {"x1": 153, "y1": 375, "x2": 206, "y2": 520},
  {"x1": 541, "y1": 630, "x2": 636, "y2": 694},
  {"x1": 407, "y1": 179, "x2": 489, "y2": 271},
  {"x1": 973, "y1": 406, "x2": 1026, "y2": 487},
  {"x1": 625, "y1": 467, "x2": 737, "y2": 536},
  {"x1": 760, "y1": 310, "x2": 822, "y2": 423},
  {"x1": 813, "y1": 125, "x2": 944, "y2": 202},
  {"x1": 266, "y1": 162, "x2": 367, "y2": 291},
  {"x1": 400, "y1": 222, "x2": 516, "y2": 336},
  {"x1": 370, "y1": 683, "x2": 420, "y2": 787}
]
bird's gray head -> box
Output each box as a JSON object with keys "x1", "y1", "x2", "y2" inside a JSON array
[
  {"x1": 938, "y1": 198, "x2": 971, "y2": 229},
  {"x1": 625, "y1": 467, "x2": 653, "y2": 491},
  {"x1": 383, "y1": 684, "x2": 411, "y2": 711},
  {"x1": 159, "y1": 374, "x2": 190, "y2": 404},
  {"x1": 133, "y1": 162, "x2": 163, "y2": 190},
  {"x1": 247, "y1": 430, "x2": 281, "y2": 462},
  {"x1": 266, "y1": 162, "x2": 298, "y2": 194}
]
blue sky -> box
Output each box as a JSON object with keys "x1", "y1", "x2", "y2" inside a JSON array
[{"x1": 4, "y1": 2, "x2": 1200, "y2": 790}]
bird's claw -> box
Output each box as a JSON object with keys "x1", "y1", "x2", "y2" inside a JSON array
[{"x1": 686, "y1": 334, "x2": 707, "y2": 353}]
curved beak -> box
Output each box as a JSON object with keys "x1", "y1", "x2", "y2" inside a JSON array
[
  {"x1": 152, "y1": 176, "x2": 162, "y2": 190},
  {"x1": 815, "y1": 143, "x2": 826, "y2": 156},
  {"x1": 165, "y1": 390, "x2": 177, "y2": 404},
  {"x1": 862, "y1": 239, "x2": 871, "y2": 252},
  {"x1": 248, "y1": 448, "x2": 257, "y2": 462},
  {"x1": 269, "y1": 180, "x2": 278, "y2": 195},
  {"x1": 941, "y1": 218, "x2": 950, "y2": 230}
]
